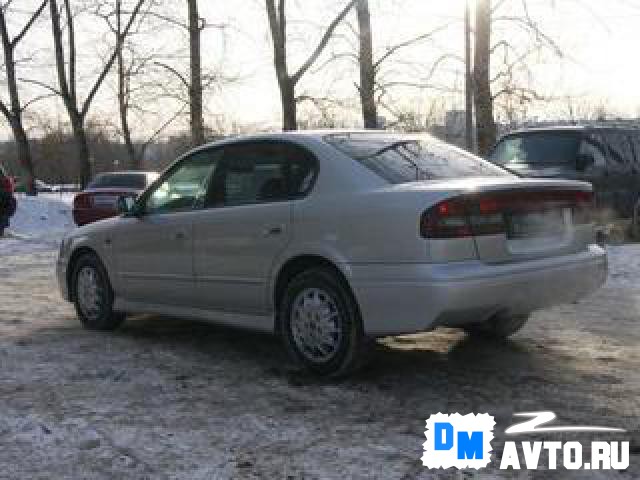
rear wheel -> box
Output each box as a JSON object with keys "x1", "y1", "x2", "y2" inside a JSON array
[
  {"x1": 463, "y1": 312, "x2": 529, "y2": 339},
  {"x1": 71, "y1": 253, "x2": 125, "y2": 331},
  {"x1": 278, "y1": 267, "x2": 369, "y2": 377}
]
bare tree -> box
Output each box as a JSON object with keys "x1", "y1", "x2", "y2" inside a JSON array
[
  {"x1": 187, "y1": 0, "x2": 203, "y2": 145},
  {"x1": 0, "y1": 0, "x2": 48, "y2": 195},
  {"x1": 473, "y1": 0, "x2": 564, "y2": 155},
  {"x1": 265, "y1": 0, "x2": 355, "y2": 131},
  {"x1": 355, "y1": 0, "x2": 376, "y2": 128},
  {"x1": 106, "y1": 0, "x2": 181, "y2": 168},
  {"x1": 148, "y1": 1, "x2": 231, "y2": 147},
  {"x1": 473, "y1": 0, "x2": 496, "y2": 156},
  {"x1": 44, "y1": 0, "x2": 146, "y2": 186}
]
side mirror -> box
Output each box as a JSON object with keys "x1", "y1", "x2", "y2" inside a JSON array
[
  {"x1": 576, "y1": 153, "x2": 594, "y2": 172},
  {"x1": 116, "y1": 196, "x2": 139, "y2": 216}
]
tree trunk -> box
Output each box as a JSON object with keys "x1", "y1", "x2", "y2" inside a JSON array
[
  {"x1": 10, "y1": 119, "x2": 36, "y2": 195},
  {"x1": 71, "y1": 116, "x2": 91, "y2": 186},
  {"x1": 116, "y1": 0, "x2": 138, "y2": 169},
  {"x1": 188, "y1": 0, "x2": 205, "y2": 145},
  {"x1": 279, "y1": 79, "x2": 297, "y2": 131},
  {"x1": 473, "y1": 0, "x2": 497, "y2": 157},
  {"x1": 356, "y1": 0, "x2": 377, "y2": 129},
  {"x1": 0, "y1": 6, "x2": 38, "y2": 195}
]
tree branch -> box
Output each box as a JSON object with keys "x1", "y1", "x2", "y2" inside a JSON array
[
  {"x1": 81, "y1": 0, "x2": 146, "y2": 117},
  {"x1": 373, "y1": 23, "x2": 451, "y2": 71},
  {"x1": 153, "y1": 61, "x2": 191, "y2": 90},
  {"x1": 291, "y1": 0, "x2": 355, "y2": 84},
  {"x1": 11, "y1": 0, "x2": 47, "y2": 47}
]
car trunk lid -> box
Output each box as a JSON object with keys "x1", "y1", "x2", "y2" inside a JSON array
[{"x1": 419, "y1": 178, "x2": 595, "y2": 264}]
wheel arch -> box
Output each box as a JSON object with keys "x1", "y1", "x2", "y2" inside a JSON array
[
  {"x1": 272, "y1": 254, "x2": 359, "y2": 321},
  {"x1": 66, "y1": 246, "x2": 101, "y2": 301}
]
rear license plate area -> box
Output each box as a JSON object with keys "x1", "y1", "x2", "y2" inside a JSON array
[{"x1": 506, "y1": 209, "x2": 568, "y2": 239}]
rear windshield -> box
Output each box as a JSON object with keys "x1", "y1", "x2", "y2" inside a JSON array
[
  {"x1": 325, "y1": 133, "x2": 509, "y2": 184},
  {"x1": 489, "y1": 131, "x2": 581, "y2": 166},
  {"x1": 88, "y1": 173, "x2": 151, "y2": 189}
]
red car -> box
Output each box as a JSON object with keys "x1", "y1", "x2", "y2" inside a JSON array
[{"x1": 73, "y1": 171, "x2": 158, "y2": 226}]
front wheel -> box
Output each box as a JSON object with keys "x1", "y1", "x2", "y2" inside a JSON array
[
  {"x1": 463, "y1": 313, "x2": 529, "y2": 339},
  {"x1": 278, "y1": 267, "x2": 370, "y2": 377},
  {"x1": 71, "y1": 253, "x2": 125, "y2": 331}
]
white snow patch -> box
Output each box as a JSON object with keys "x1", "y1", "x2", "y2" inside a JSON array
[
  {"x1": 0, "y1": 193, "x2": 75, "y2": 256},
  {"x1": 605, "y1": 243, "x2": 640, "y2": 291}
]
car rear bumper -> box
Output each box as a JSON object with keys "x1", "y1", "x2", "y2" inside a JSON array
[
  {"x1": 348, "y1": 244, "x2": 608, "y2": 336},
  {"x1": 73, "y1": 208, "x2": 117, "y2": 226}
]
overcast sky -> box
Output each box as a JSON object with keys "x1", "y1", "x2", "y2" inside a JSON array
[{"x1": 2, "y1": 0, "x2": 640, "y2": 139}]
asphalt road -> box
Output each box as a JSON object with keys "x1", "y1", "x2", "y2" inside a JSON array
[{"x1": 0, "y1": 250, "x2": 638, "y2": 479}]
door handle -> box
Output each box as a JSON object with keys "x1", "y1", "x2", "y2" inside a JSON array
[
  {"x1": 262, "y1": 225, "x2": 283, "y2": 236},
  {"x1": 174, "y1": 230, "x2": 187, "y2": 241}
]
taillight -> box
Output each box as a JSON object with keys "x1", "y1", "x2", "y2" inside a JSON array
[
  {"x1": 0, "y1": 176, "x2": 13, "y2": 193},
  {"x1": 420, "y1": 198, "x2": 474, "y2": 238},
  {"x1": 572, "y1": 190, "x2": 594, "y2": 224},
  {"x1": 420, "y1": 189, "x2": 594, "y2": 239},
  {"x1": 73, "y1": 194, "x2": 92, "y2": 209}
]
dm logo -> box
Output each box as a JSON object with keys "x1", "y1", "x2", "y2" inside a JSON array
[{"x1": 422, "y1": 413, "x2": 495, "y2": 469}]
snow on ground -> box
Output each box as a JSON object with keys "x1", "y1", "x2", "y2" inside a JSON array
[
  {"x1": 0, "y1": 193, "x2": 75, "y2": 256},
  {"x1": 605, "y1": 242, "x2": 640, "y2": 290}
]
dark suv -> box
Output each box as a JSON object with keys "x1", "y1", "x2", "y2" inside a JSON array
[
  {"x1": 489, "y1": 126, "x2": 640, "y2": 230},
  {"x1": 0, "y1": 164, "x2": 16, "y2": 236}
]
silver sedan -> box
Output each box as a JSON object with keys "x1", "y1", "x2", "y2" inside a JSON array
[{"x1": 57, "y1": 131, "x2": 607, "y2": 376}]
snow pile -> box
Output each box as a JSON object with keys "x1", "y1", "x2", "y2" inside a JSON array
[
  {"x1": 605, "y1": 243, "x2": 640, "y2": 291},
  {"x1": 0, "y1": 193, "x2": 75, "y2": 256}
]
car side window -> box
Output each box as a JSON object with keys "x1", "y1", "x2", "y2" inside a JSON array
[
  {"x1": 145, "y1": 149, "x2": 221, "y2": 214},
  {"x1": 206, "y1": 142, "x2": 317, "y2": 207},
  {"x1": 284, "y1": 143, "x2": 317, "y2": 197},
  {"x1": 579, "y1": 133, "x2": 607, "y2": 169},
  {"x1": 603, "y1": 132, "x2": 633, "y2": 172}
]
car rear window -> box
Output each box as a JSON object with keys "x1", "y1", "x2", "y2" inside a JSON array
[
  {"x1": 325, "y1": 133, "x2": 508, "y2": 184},
  {"x1": 489, "y1": 131, "x2": 581, "y2": 166},
  {"x1": 88, "y1": 173, "x2": 150, "y2": 189}
]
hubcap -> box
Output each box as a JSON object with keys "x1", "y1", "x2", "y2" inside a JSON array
[
  {"x1": 290, "y1": 288, "x2": 342, "y2": 363},
  {"x1": 76, "y1": 266, "x2": 102, "y2": 321}
]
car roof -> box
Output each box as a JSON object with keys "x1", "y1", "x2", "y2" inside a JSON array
[
  {"x1": 186, "y1": 129, "x2": 432, "y2": 155},
  {"x1": 502, "y1": 125, "x2": 640, "y2": 137}
]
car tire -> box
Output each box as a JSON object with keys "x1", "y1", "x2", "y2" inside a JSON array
[
  {"x1": 71, "y1": 253, "x2": 125, "y2": 331},
  {"x1": 463, "y1": 312, "x2": 529, "y2": 339},
  {"x1": 278, "y1": 267, "x2": 370, "y2": 377}
]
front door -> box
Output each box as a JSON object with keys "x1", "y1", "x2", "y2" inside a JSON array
[{"x1": 114, "y1": 149, "x2": 219, "y2": 306}]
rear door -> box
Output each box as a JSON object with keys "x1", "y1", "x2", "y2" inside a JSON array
[{"x1": 192, "y1": 141, "x2": 316, "y2": 315}]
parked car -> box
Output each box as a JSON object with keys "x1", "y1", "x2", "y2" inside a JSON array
[
  {"x1": 488, "y1": 126, "x2": 640, "y2": 234},
  {"x1": 0, "y1": 164, "x2": 16, "y2": 236},
  {"x1": 73, "y1": 171, "x2": 158, "y2": 226},
  {"x1": 57, "y1": 131, "x2": 607, "y2": 376},
  {"x1": 13, "y1": 178, "x2": 54, "y2": 193}
]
